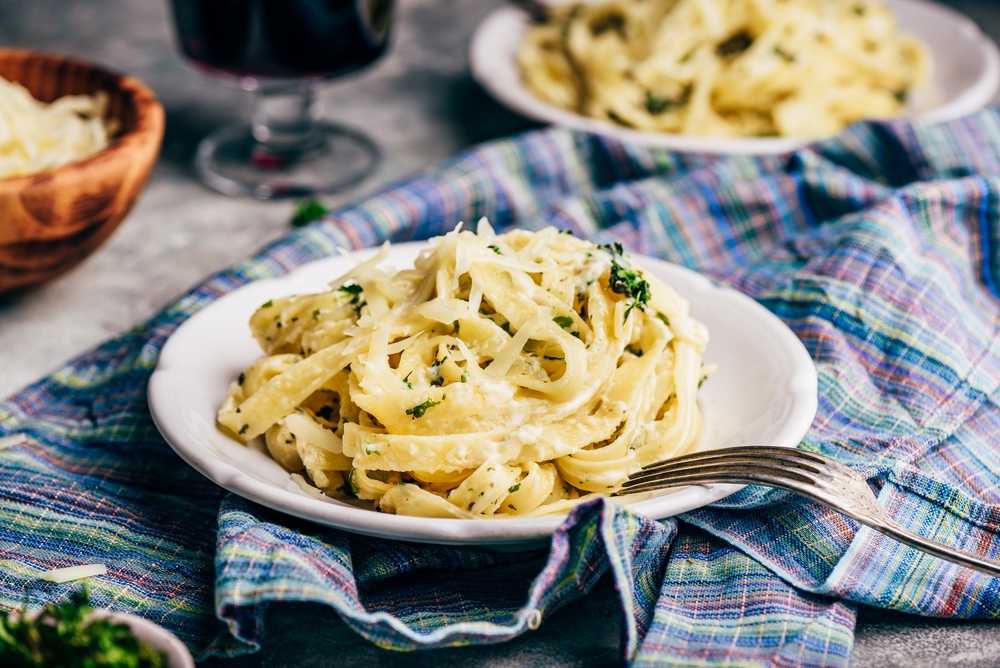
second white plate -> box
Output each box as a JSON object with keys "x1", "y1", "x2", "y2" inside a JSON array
[
  {"x1": 149, "y1": 244, "x2": 817, "y2": 548},
  {"x1": 470, "y1": 0, "x2": 1000, "y2": 155}
]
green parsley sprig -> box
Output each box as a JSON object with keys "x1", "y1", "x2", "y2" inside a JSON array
[
  {"x1": 601, "y1": 243, "x2": 650, "y2": 319},
  {"x1": 0, "y1": 587, "x2": 168, "y2": 668},
  {"x1": 290, "y1": 199, "x2": 328, "y2": 228}
]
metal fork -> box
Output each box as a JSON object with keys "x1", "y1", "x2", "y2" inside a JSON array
[{"x1": 619, "y1": 445, "x2": 1000, "y2": 577}]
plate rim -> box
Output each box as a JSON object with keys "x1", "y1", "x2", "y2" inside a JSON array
[
  {"x1": 149, "y1": 243, "x2": 818, "y2": 546},
  {"x1": 469, "y1": 0, "x2": 1000, "y2": 155}
]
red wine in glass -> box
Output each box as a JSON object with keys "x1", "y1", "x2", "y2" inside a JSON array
[{"x1": 169, "y1": 0, "x2": 395, "y2": 198}]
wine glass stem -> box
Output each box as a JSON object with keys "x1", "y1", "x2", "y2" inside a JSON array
[{"x1": 250, "y1": 79, "x2": 321, "y2": 153}]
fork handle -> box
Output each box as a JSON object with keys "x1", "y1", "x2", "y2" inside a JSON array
[{"x1": 859, "y1": 514, "x2": 1000, "y2": 578}]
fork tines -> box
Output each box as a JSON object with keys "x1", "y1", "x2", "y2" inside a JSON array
[{"x1": 619, "y1": 446, "x2": 827, "y2": 495}]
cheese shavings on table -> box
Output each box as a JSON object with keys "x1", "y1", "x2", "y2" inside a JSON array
[
  {"x1": 517, "y1": 0, "x2": 931, "y2": 138},
  {"x1": 0, "y1": 76, "x2": 114, "y2": 179},
  {"x1": 218, "y1": 222, "x2": 714, "y2": 519}
]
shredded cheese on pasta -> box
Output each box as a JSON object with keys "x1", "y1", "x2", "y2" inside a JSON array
[
  {"x1": 517, "y1": 0, "x2": 930, "y2": 138},
  {"x1": 218, "y1": 222, "x2": 713, "y2": 518},
  {"x1": 0, "y1": 76, "x2": 114, "y2": 179}
]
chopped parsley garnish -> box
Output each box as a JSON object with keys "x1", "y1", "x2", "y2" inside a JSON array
[
  {"x1": 552, "y1": 315, "x2": 574, "y2": 329},
  {"x1": 559, "y1": 229, "x2": 574, "y2": 235},
  {"x1": 430, "y1": 357, "x2": 448, "y2": 386},
  {"x1": 487, "y1": 245, "x2": 501, "y2": 254},
  {"x1": 237, "y1": 372, "x2": 245, "y2": 385},
  {"x1": 508, "y1": 483, "x2": 521, "y2": 494},
  {"x1": 291, "y1": 199, "x2": 329, "y2": 227},
  {"x1": 602, "y1": 243, "x2": 650, "y2": 320},
  {"x1": 312, "y1": 309, "x2": 321, "y2": 320},
  {"x1": 340, "y1": 282, "x2": 363, "y2": 295},
  {"x1": 894, "y1": 88, "x2": 908, "y2": 103},
  {"x1": 656, "y1": 312, "x2": 670, "y2": 327},
  {"x1": 364, "y1": 442, "x2": 380, "y2": 456},
  {"x1": 626, "y1": 345, "x2": 643, "y2": 357},
  {"x1": 403, "y1": 371, "x2": 413, "y2": 389},
  {"x1": 460, "y1": 371, "x2": 470, "y2": 383},
  {"x1": 0, "y1": 586, "x2": 168, "y2": 667},
  {"x1": 406, "y1": 395, "x2": 445, "y2": 419},
  {"x1": 645, "y1": 92, "x2": 675, "y2": 115},
  {"x1": 500, "y1": 321, "x2": 513, "y2": 336},
  {"x1": 337, "y1": 470, "x2": 359, "y2": 498},
  {"x1": 340, "y1": 282, "x2": 363, "y2": 306},
  {"x1": 353, "y1": 301, "x2": 366, "y2": 317},
  {"x1": 261, "y1": 300, "x2": 273, "y2": 308},
  {"x1": 773, "y1": 45, "x2": 794, "y2": 62},
  {"x1": 716, "y1": 31, "x2": 753, "y2": 57}
]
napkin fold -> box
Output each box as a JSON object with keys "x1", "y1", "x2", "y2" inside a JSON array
[{"x1": 4, "y1": 110, "x2": 1000, "y2": 666}]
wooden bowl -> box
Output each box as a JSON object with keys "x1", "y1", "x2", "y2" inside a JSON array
[{"x1": 0, "y1": 50, "x2": 165, "y2": 294}]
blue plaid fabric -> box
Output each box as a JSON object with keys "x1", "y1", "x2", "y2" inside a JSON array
[{"x1": 4, "y1": 110, "x2": 1000, "y2": 666}]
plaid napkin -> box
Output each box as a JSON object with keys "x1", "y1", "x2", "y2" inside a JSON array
[{"x1": 4, "y1": 110, "x2": 1000, "y2": 666}]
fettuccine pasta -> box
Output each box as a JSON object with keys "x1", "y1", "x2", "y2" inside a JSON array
[
  {"x1": 218, "y1": 222, "x2": 713, "y2": 518},
  {"x1": 517, "y1": 0, "x2": 930, "y2": 138}
]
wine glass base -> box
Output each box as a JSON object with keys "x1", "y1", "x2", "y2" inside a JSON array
[{"x1": 194, "y1": 123, "x2": 379, "y2": 199}]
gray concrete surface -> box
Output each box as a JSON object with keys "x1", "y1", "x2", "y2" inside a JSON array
[{"x1": 2, "y1": 0, "x2": 1000, "y2": 665}]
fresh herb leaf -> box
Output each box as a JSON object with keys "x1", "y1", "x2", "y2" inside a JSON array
[
  {"x1": 487, "y1": 245, "x2": 501, "y2": 254},
  {"x1": 552, "y1": 315, "x2": 574, "y2": 329},
  {"x1": 312, "y1": 309, "x2": 321, "y2": 320},
  {"x1": 406, "y1": 395, "x2": 445, "y2": 419},
  {"x1": 656, "y1": 312, "x2": 670, "y2": 327},
  {"x1": 336, "y1": 470, "x2": 359, "y2": 498},
  {"x1": 773, "y1": 45, "x2": 795, "y2": 62},
  {"x1": 261, "y1": 300, "x2": 273, "y2": 308},
  {"x1": 339, "y1": 282, "x2": 363, "y2": 295},
  {"x1": 0, "y1": 586, "x2": 168, "y2": 667},
  {"x1": 716, "y1": 31, "x2": 753, "y2": 57},
  {"x1": 508, "y1": 483, "x2": 521, "y2": 494},
  {"x1": 601, "y1": 244, "x2": 650, "y2": 320},
  {"x1": 645, "y1": 92, "x2": 674, "y2": 115},
  {"x1": 291, "y1": 199, "x2": 328, "y2": 227}
]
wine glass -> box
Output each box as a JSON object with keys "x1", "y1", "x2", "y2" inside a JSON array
[{"x1": 168, "y1": 0, "x2": 394, "y2": 198}]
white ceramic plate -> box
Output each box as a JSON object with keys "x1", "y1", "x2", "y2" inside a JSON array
[
  {"x1": 149, "y1": 244, "x2": 817, "y2": 548},
  {"x1": 470, "y1": 0, "x2": 1000, "y2": 155}
]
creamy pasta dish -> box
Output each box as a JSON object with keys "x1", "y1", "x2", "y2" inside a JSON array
[
  {"x1": 218, "y1": 223, "x2": 713, "y2": 518},
  {"x1": 517, "y1": 0, "x2": 930, "y2": 138}
]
